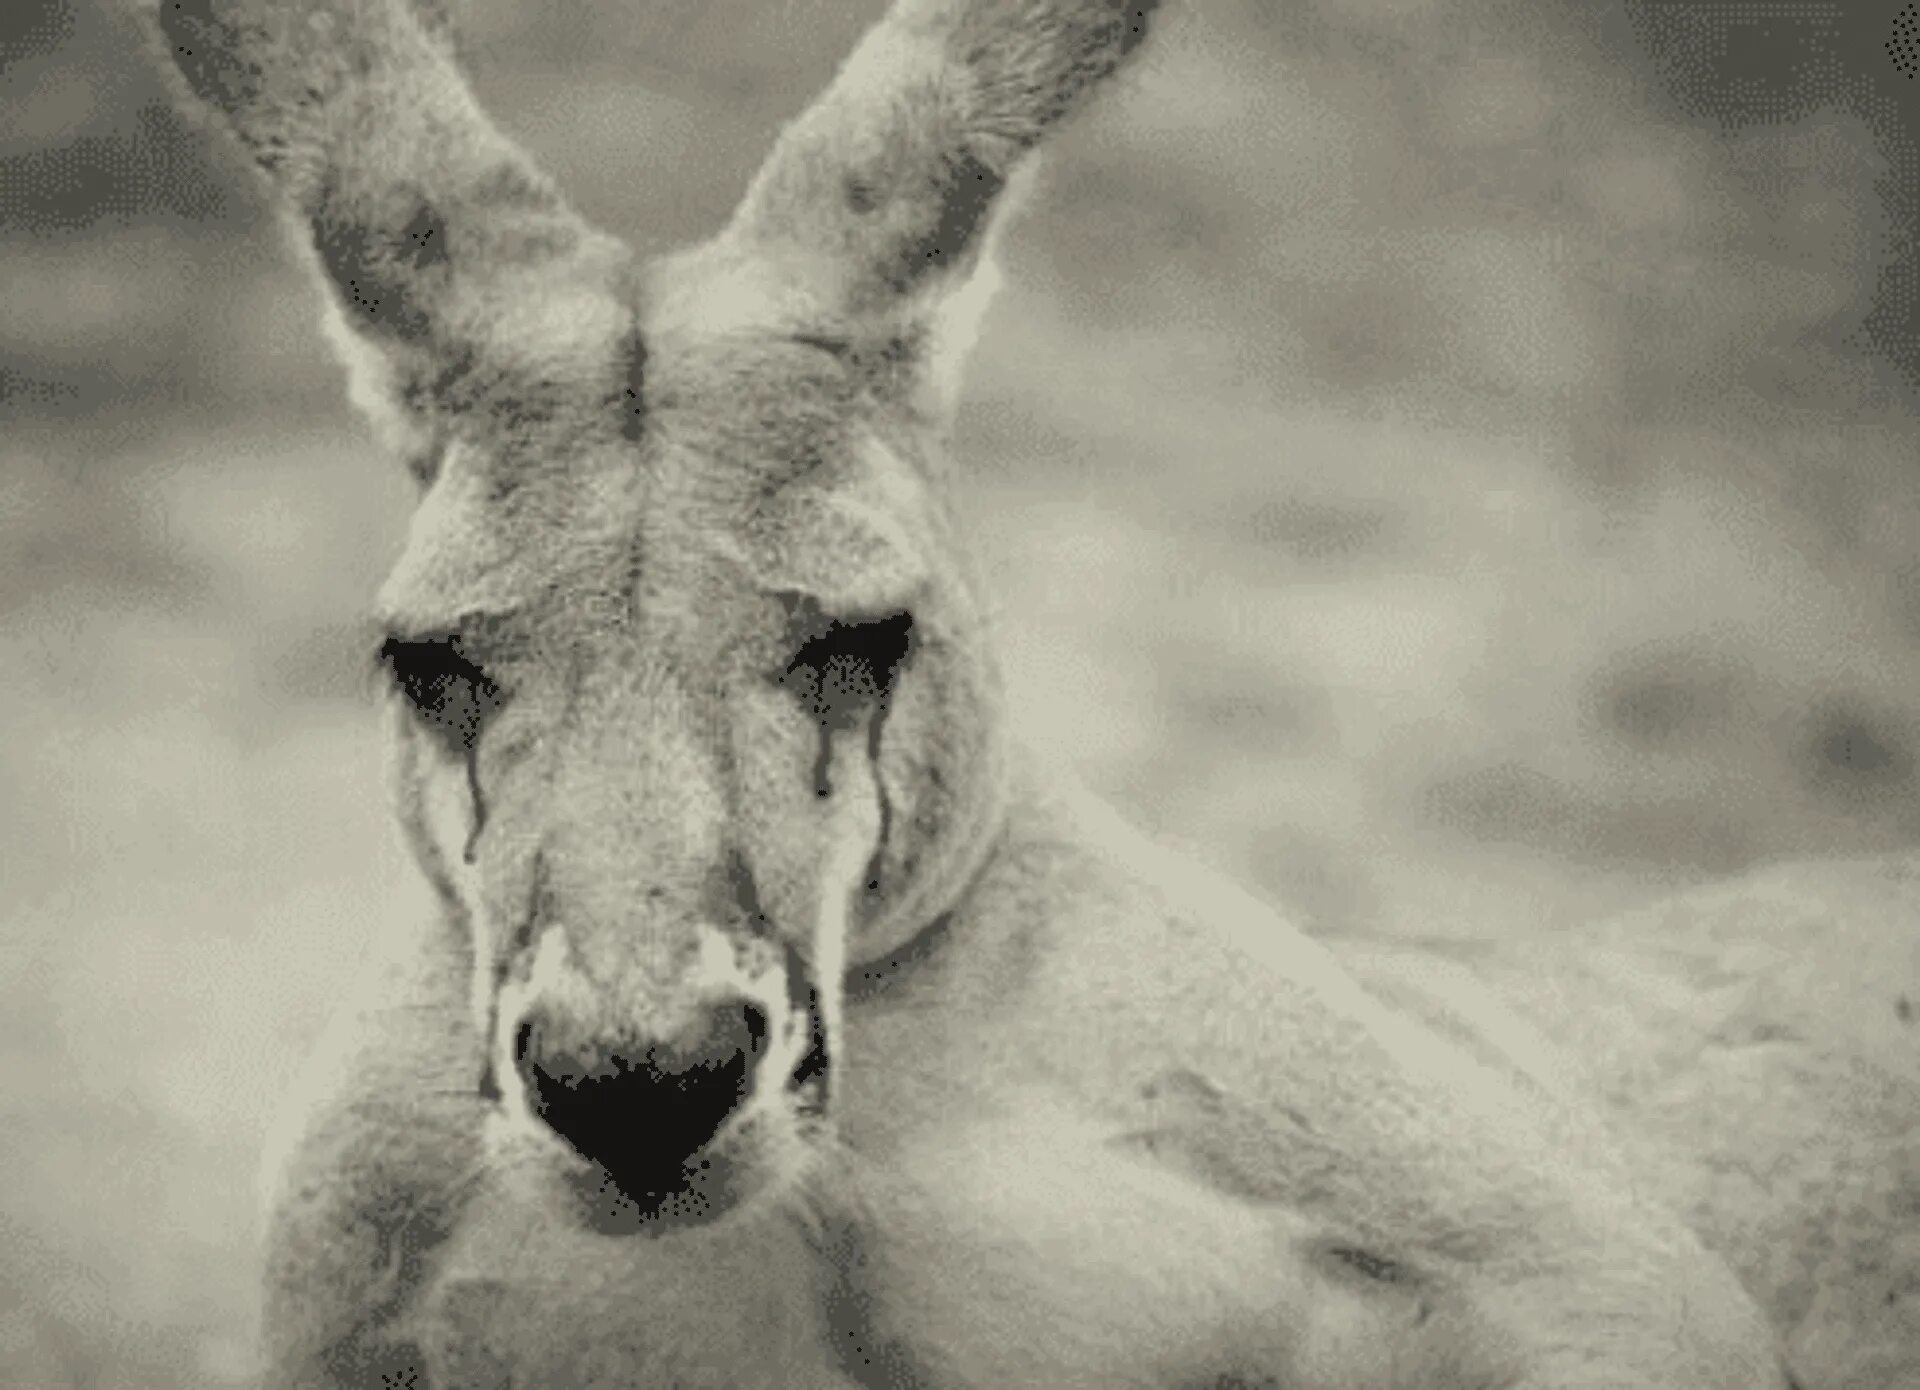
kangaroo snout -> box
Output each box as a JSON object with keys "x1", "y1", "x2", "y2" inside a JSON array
[{"x1": 514, "y1": 995, "x2": 769, "y2": 1201}]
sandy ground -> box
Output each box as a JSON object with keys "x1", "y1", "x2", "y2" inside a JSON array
[{"x1": 5, "y1": 2, "x2": 1920, "y2": 1385}]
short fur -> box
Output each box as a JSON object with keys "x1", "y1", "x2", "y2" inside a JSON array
[{"x1": 145, "y1": 2, "x2": 1907, "y2": 1386}]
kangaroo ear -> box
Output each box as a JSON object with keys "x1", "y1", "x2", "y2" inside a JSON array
[
  {"x1": 720, "y1": 0, "x2": 1161, "y2": 418},
  {"x1": 148, "y1": 0, "x2": 638, "y2": 478}
]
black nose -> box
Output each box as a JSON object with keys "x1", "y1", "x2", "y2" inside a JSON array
[{"x1": 515, "y1": 999, "x2": 766, "y2": 1199}]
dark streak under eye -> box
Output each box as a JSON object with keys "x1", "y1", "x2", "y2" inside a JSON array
[
  {"x1": 462, "y1": 744, "x2": 488, "y2": 864},
  {"x1": 862, "y1": 706, "x2": 891, "y2": 893},
  {"x1": 810, "y1": 724, "x2": 834, "y2": 799},
  {"x1": 784, "y1": 613, "x2": 913, "y2": 802},
  {"x1": 377, "y1": 633, "x2": 503, "y2": 863}
]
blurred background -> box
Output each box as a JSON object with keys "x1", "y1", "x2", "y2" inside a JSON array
[{"x1": 4, "y1": 0, "x2": 1920, "y2": 1384}]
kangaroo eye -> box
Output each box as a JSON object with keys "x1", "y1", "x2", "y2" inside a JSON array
[
  {"x1": 377, "y1": 633, "x2": 502, "y2": 749},
  {"x1": 780, "y1": 610, "x2": 913, "y2": 730}
]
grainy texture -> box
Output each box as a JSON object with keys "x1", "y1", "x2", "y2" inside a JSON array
[{"x1": 4, "y1": 1, "x2": 1919, "y2": 1386}]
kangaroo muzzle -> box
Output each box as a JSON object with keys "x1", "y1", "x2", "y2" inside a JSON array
[
  {"x1": 495, "y1": 919, "x2": 813, "y2": 1209},
  {"x1": 514, "y1": 992, "x2": 769, "y2": 1202}
]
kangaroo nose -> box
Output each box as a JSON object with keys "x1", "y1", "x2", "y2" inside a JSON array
[{"x1": 515, "y1": 998, "x2": 767, "y2": 1199}]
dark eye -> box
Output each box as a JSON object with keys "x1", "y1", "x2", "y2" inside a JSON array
[
  {"x1": 377, "y1": 633, "x2": 502, "y2": 749},
  {"x1": 780, "y1": 609, "x2": 913, "y2": 730}
]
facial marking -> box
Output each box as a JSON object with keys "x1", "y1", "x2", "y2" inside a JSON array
[
  {"x1": 408, "y1": 741, "x2": 495, "y2": 1031},
  {"x1": 413, "y1": 740, "x2": 483, "y2": 890},
  {"x1": 806, "y1": 750, "x2": 888, "y2": 1100},
  {"x1": 492, "y1": 925, "x2": 569, "y2": 1130}
]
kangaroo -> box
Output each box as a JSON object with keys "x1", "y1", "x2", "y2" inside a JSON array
[
  {"x1": 1337, "y1": 857, "x2": 1920, "y2": 1390},
  {"x1": 145, "y1": 1, "x2": 1855, "y2": 1385}
]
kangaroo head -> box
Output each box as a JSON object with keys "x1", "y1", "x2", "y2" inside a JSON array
[
  {"x1": 375, "y1": 273, "x2": 1016, "y2": 1224},
  {"x1": 157, "y1": 3, "x2": 1806, "y2": 1385},
  {"x1": 153, "y1": 0, "x2": 1150, "y2": 1225}
]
